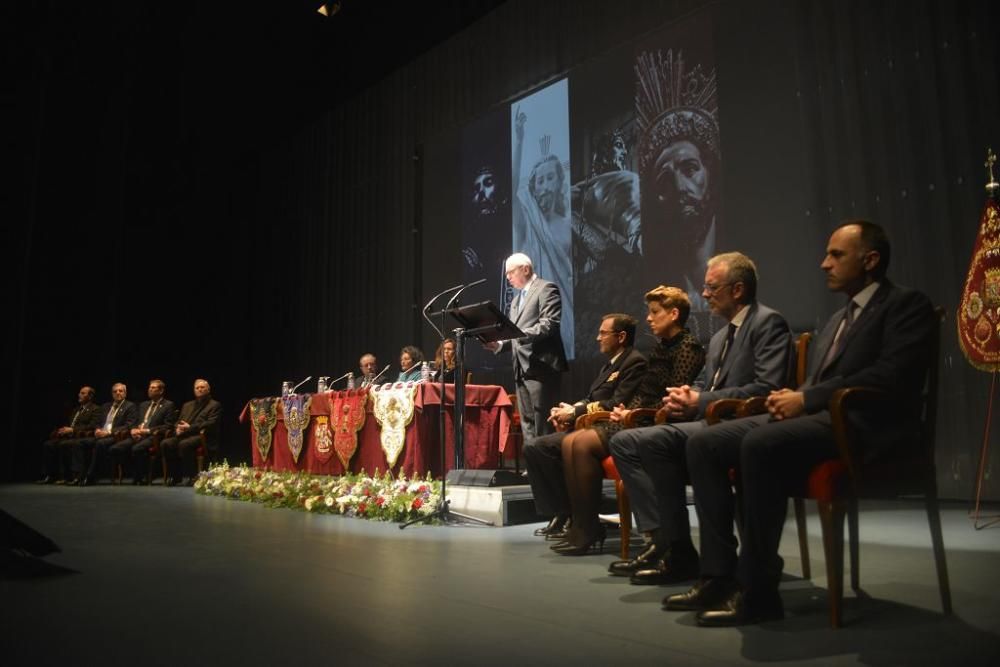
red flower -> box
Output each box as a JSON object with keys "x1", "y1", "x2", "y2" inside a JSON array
[
  {"x1": 255, "y1": 472, "x2": 262, "y2": 480},
  {"x1": 363, "y1": 488, "x2": 372, "y2": 497},
  {"x1": 412, "y1": 498, "x2": 423, "y2": 509},
  {"x1": 418, "y1": 485, "x2": 428, "y2": 493},
  {"x1": 358, "y1": 503, "x2": 367, "y2": 513},
  {"x1": 375, "y1": 496, "x2": 385, "y2": 506}
]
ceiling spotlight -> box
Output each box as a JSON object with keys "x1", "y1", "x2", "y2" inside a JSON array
[{"x1": 317, "y1": 2, "x2": 341, "y2": 17}]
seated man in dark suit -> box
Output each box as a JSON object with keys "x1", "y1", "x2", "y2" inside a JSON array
[
  {"x1": 525, "y1": 314, "x2": 647, "y2": 538},
  {"x1": 37, "y1": 386, "x2": 101, "y2": 484},
  {"x1": 108, "y1": 378, "x2": 178, "y2": 485},
  {"x1": 674, "y1": 221, "x2": 934, "y2": 626},
  {"x1": 608, "y1": 252, "x2": 791, "y2": 584},
  {"x1": 71, "y1": 382, "x2": 139, "y2": 486},
  {"x1": 358, "y1": 353, "x2": 382, "y2": 388},
  {"x1": 162, "y1": 378, "x2": 222, "y2": 486}
]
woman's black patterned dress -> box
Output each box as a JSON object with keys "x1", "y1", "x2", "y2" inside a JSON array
[{"x1": 593, "y1": 328, "x2": 705, "y2": 445}]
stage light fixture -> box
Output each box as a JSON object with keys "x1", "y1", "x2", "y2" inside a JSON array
[{"x1": 317, "y1": 2, "x2": 341, "y2": 17}]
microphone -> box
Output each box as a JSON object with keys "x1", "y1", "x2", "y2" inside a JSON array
[
  {"x1": 327, "y1": 371, "x2": 351, "y2": 387},
  {"x1": 368, "y1": 364, "x2": 391, "y2": 386},
  {"x1": 423, "y1": 282, "x2": 466, "y2": 339},
  {"x1": 291, "y1": 376, "x2": 312, "y2": 394},
  {"x1": 444, "y1": 278, "x2": 486, "y2": 311}
]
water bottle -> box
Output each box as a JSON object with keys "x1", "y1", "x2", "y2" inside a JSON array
[
  {"x1": 347, "y1": 372, "x2": 355, "y2": 390},
  {"x1": 421, "y1": 361, "x2": 430, "y2": 382},
  {"x1": 317, "y1": 377, "x2": 328, "y2": 393},
  {"x1": 281, "y1": 381, "x2": 292, "y2": 397}
]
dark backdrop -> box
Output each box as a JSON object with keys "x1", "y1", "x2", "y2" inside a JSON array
[{"x1": 6, "y1": 0, "x2": 1000, "y2": 500}]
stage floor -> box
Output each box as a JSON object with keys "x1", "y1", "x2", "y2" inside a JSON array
[{"x1": 1, "y1": 484, "x2": 999, "y2": 666}]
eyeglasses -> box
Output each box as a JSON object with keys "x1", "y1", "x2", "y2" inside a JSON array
[
  {"x1": 597, "y1": 330, "x2": 621, "y2": 337},
  {"x1": 702, "y1": 282, "x2": 733, "y2": 295}
]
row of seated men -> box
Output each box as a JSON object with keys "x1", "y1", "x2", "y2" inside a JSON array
[
  {"x1": 524, "y1": 220, "x2": 934, "y2": 627},
  {"x1": 38, "y1": 378, "x2": 222, "y2": 486}
]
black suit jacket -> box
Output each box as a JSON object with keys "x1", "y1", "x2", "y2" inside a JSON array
[
  {"x1": 136, "y1": 399, "x2": 178, "y2": 435},
  {"x1": 177, "y1": 398, "x2": 223, "y2": 446},
  {"x1": 505, "y1": 277, "x2": 569, "y2": 379},
  {"x1": 801, "y1": 280, "x2": 934, "y2": 458},
  {"x1": 96, "y1": 400, "x2": 139, "y2": 435},
  {"x1": 693, "y1": 302, "x2": 792, "y2": 417},
  {"x1": 573, "y1": 347, "x2": 647, "y2": 417},
  {"x1": 63, "y1": 402, "x2": 103, "y2": 432}
]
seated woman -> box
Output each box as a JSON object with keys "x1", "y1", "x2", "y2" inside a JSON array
[
  {"x1": 434, "y1": 338, "x2": 457, "y2": 383},
  {"x1": 397, "y1": 345, "x2": 425, "y2": 382},
  {"x1": 552, "y1": 286, "x2": 705, "y2": 555}
]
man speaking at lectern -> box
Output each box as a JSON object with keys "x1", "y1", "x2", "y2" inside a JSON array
[{"x1": 486, "y1": 253, "x2": 568, "y2": 440}]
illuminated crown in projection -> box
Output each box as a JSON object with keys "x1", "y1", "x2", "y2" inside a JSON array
[
  {"x1": 634, "y1": 49, "x2": 720, "y2": 173},
  {"x1": 539, "y1": 134, "x2": 552, "y2": 156}
]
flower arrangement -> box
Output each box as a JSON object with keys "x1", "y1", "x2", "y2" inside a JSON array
[{"x1": 194, "y1": 462, "x2": 442, "y2": 523}]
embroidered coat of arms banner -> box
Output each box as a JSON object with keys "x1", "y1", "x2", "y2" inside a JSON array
[
  {"x1": 248, "y1": 397, "x2": 278, "y2": 462},
  {"x1": 281, "y1": 394, "x2": 313, "y2": 463},
  {"x1": 331, "y1": 389, "x2": 368, "y2": 469},
  {"x1": 371, "y1": 383, "x2": 418, "y2": 468},
  {"x1": 959, "y1": 197, "x2": 1000, "y2": 371}
]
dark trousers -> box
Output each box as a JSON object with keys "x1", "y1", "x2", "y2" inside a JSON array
[
  {"x1": 125, "y1": 436, "x2": 156, "y2": 482},
  {"x1": 73, "y1": 436, "x2": 116, "y2": 481},
  {"x1": 41, "y1": 438, "x2": 80, "y2": 479},
  {"x1": 161, "y1": 434, "x2": 202, "y2": 481},
  {"x1": 608, "y1": 420, "x2": 706, "y2": 544},
  {"x1": 108, "y1": 437, "x2": 137, "y2": 480},
  {"x1": 515, "y1": 375, "x2": 560, "y2": 441},
  {"x1": 523, "y1": 431, "x2": 571, "y2": 517},
  {"x1": 686, "y1": 412, "x2": 836, "y2": 596}
]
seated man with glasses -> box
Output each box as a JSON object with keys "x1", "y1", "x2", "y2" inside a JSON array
[
  {"x1": 607, "y1": 252, "x2": 791, "y2": 585},
  {"x1": 524, "y1": 314, "x2": 647, "y2": 540}
]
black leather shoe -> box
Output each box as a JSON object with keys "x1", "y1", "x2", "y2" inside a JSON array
[
  {"x1": 79, "y1": 477, "x2": 93, "y2": 487},
  {"x1": 629, "y1": 549, "x2": 699, "y2": 585},
  {"x1": 533, "y1": 515, "x2": 568, "y2": 537},
  {"x1": 546, "y1": 517, "x2": 574, "y2": 541},
  {"x1": 608, "y1": 542, "x2": 663, "y2": 577},
  {"x1": 65, "y1": 478, "x2": 80, "y2": 486},
  {"x1": 696, "y1": 589, "x2": 784, "y2": 627},
  {"x1": 35, "y1": 476, "x2": 53, "y2": 485},
  {"x1": 663, "y1": 577, "x2": 738, "y2": 611}
]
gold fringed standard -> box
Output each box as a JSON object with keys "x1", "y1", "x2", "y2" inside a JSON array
[
  {"x1": 372, "y1": 383, "x2": 418, "y2": 469},
  {"x1": 332, "y1": 389, "x2": 368, "y2": 469},
  {"x1": 281, "y1": 394, "x2": 312, "y2": 464},
  {"x1": 249, "y1": 397, "x2": 278, "y2": 462},
  {"x1": 959, "y1": 149, "x2": 1000, "y2": 528}
]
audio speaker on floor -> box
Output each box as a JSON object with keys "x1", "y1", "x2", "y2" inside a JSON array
[{"x1": 445, "y1": 469, "x2": 524, "y2": 487}]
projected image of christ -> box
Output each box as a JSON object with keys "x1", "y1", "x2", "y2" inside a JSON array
[
  {"x1": 635, "y1": 47, "x2": 721, "y2": 341},
  {"x1": 511, "y1": 79, "x2": 574, "y2": 358}
]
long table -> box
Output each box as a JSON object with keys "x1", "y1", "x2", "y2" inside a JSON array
[{"x1": 241, "y1": 383, "x2": 513, "y2": 478}]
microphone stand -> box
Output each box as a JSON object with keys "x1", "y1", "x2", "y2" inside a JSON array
[{"x1": 402, "y1": 280, "x2": 492, "y2": 528}]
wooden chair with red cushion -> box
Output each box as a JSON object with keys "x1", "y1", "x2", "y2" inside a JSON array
[{"x1": 800, "y1": 307, "x2": 950, "y2": 627}]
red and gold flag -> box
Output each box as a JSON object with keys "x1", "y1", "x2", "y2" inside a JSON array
[{"x1": 958, "y1": 196, "x2": 1000, "y2": 371}]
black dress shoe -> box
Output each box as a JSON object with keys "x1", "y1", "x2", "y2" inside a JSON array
[
  {"x1": 608, "y1": 542, "x2": 663, "y2": 576},
  {"x1": 65, "y1": 478, "x2": 80, "y2": 486},
  {"x1": 663, "y1": 577, "x2": 738, "y2": 611},
  {"x1": 546, "y1": 517, "x2": 574, "y2": 541},
  {"x1": 79, "y1": 477, "x2": 93, "y2": 487},
  {"x1": 696, "y1": 589, "x2": 784, "y2": 627},
  {"x1": 629, "y1": 548, "x2": 699, "y2": 585},
  {"x1": 533, "y1": 515, "x2": 568, "y2": 537},
  {"x1": 35, "y1": 476, "x2": 53, "y2": 485}
]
